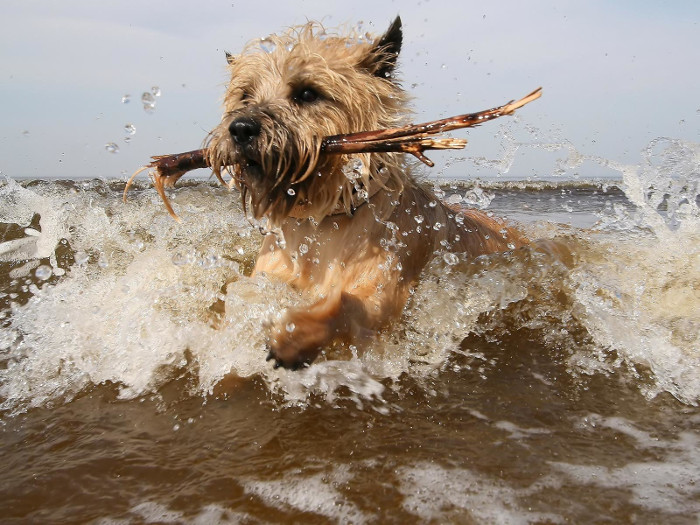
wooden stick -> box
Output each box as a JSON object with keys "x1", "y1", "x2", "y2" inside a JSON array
[
  {"x1": 124, "y1": 87, "x2": 542, "y2": 217},
  {"x1": 323, "y1": 87, "x2": 543, "y2": 163}
]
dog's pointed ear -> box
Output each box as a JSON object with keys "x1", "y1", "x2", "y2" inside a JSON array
[{"x1": 362, "y1": 16, "x2": 403, "y2": 79}]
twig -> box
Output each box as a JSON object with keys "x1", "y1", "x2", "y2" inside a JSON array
[{"x1": 322, "y1": 87, "x2": 542, "y2": 166}]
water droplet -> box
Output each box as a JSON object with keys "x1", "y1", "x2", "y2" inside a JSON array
[
  {"x1": 287, "y1": 188, "x2": 296, "y2": 196},
  {"x1": 507, "y1": 243, "x2": 516, "y2": 250},
  {"x1": 463, "y1": 187, "x2": 494, "y2": 209},
  {"x1": 200, "y1": 254, "x2": 221, "y2": 269},
  {"x1": 342, "y1": 159, "x2": 363, "y2": 181},
  {"x1": 74, "y1": 251, "x2": 89, "y2": 266},
  {"x1": 142, "y1": 92, "x2": 156, "y2": 113},
  {"x1": 443, "y1": 253, "x2": 459, "y2": 266},
  {"x1": 428, "y1": 200, "x2": 437, "y2": 208},
  {"x1": 35, "y1": 265, "x2": 52, "y2": 280},
  {"x1": 151, "y1": 86, "x2": 161, "y2": 97},
  {"x1": 121, "y1": 94, "x2": 131, "y2": 104},
  {"x1": 105, "y1": 142, "x2": 119, "y2": 154},
  {"x1": 433, "y1": 222, "x2": 443, "y2": 230},
  {"x1": 124, "y1": 123, "x2": 136, "y2": 135},
  {"x1": 259, "y1": 38, "x2": 276, "y2": 53},
  {"x1": 98, "y1": 254, "x2": 109, "y2": 268},
  {"x1": 286, "y1": 322, "x2": 295, "y2": 333},
  {"x1": 298, "y1": 243, "x2": 308, "y2": 255},
  {"x1": 414, "y1": 215, "x2": 425, "y2": 224}
]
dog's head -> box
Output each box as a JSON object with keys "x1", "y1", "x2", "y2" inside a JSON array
[{"x1": 207, "y1": 17, "x2": 408, "y2": 224}]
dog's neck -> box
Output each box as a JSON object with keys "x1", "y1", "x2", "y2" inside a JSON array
[{"x1": 287, "y1": 163, "x2": 392, "y2": 219}]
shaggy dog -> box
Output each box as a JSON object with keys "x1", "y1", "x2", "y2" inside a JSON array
[{"x1": 205, "y1": 17, "x2": 525, "y2": 369}]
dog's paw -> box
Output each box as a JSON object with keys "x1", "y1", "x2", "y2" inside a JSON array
[
  {"x1": 265, "y1": 347, "x2": 311, "y2": 371},
  {"x1": 265, "y1": 316, "x2": 328, "y2": 370}
]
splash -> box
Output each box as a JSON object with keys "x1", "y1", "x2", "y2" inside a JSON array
[
  {"x1": 457, "y1": 121, "x2": 700, "y2": 403},
  {"x1": 569, "y1": 139, "x2": 700, "y2": 404},
  {"x1": 0, "y1": 134, "x2": 698, "y2": 414}
]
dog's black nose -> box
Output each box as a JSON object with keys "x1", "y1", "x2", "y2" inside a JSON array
[{"x1": 229, "y1": 117, "x2": 261, "y2": 144}]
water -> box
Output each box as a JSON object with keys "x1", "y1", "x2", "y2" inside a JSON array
[{"x1": 0, "y1": 138, "x2": 698, "y2": 522}]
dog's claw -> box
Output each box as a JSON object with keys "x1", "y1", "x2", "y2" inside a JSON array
[{"x1": 266, "y1": 350, "x2": 274, "y2": 362}]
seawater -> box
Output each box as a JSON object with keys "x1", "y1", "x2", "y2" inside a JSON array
[{"x1": 0, "y1": 138, "x2": 698, "y2": 522}]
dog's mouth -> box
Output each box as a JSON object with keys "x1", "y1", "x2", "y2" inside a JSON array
[
  {"x1": 240, "y1": 156, "x2": 261, "y2": 174},
  {"x1": 233, "y1": 151, "x2": 302, "y2": 221}
]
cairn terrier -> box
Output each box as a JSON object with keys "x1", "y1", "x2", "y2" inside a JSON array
[{"x1": 206, "y1": 16, "x2": 525, "y2": 369}]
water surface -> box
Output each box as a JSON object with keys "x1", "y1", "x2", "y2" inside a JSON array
[{"x1": 1, "y1": 138, "x2": 698, "y2": 523}]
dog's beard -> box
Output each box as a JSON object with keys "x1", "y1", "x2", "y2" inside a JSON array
[
  {"x1": 236, "y1": 157, "x2": 298, "y2": 222},
  {"x1": 207, "y1": 119, "x2": 326, "y2": 224}
]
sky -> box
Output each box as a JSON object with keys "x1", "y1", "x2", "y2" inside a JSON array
[{"x1": 1, "y1": 0, "x2": 698, "y2": 181}]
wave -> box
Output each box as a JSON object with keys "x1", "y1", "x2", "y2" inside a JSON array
[{"x1": 0, "y1": 138, "x2": 698, "y2": 415}]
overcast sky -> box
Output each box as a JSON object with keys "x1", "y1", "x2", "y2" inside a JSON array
[{"x1": 1, "y1": 1, "x2": 698, "y2": 181}]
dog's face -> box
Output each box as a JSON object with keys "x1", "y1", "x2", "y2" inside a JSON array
[{"x1": 207, "y1": 18, "x2": 408, "y2": 224}]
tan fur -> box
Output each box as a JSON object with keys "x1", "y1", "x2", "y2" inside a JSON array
[{"x1": 208, "y1": 18, "x2": 526, "y2": 369}]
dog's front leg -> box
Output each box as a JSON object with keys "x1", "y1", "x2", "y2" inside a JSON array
[
  {"x1": 266, "y1": 282, "x2": 403, "y2": 370},
  {"x1": 266, "y1": 291, "x2": 346, "y2": 369}
]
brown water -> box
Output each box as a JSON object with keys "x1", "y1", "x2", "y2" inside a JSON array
[
  {"x1": 2, "y1": 345, "x2": 696, "y2": 523},
  {"x1": 1, "y1": 139, "x2": 699, "y2": 523}
]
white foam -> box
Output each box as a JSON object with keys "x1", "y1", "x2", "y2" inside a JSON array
[
  {"x1": 397, "y1": 462, "x2": 564, "y2": 524},
  {"x1": 554, "y1": 414, "x2": 700, "y2": 515},
  {"x1": 129, "y1": 502, "x2": 182, "y2": 523},
  {"x1": 242, "y1": 466, "x2": 368, "y2": 523},
  {"x1": 494, "y1": 420, "x2": 552, "y2": 440},
  {"x1": 0, "y1": 177, "x2": 69, "y2": 263},
  {"x1": 569, "y1": 228, "x2": 700, "y2": 404}
]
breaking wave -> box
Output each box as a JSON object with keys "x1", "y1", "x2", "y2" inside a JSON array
[{"x1": 0, "y1": 137, "x2": 698, "y2": 415}]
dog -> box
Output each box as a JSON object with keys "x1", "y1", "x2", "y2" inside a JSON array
[{"x1": 205, "y1": 16, "x2": 526, "y2": 369}]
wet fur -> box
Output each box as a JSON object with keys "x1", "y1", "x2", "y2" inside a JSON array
[{"x1": 207, "y1": 17, "x2": 525, "y2": 369}]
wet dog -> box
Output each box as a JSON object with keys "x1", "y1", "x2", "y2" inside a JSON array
[{"x1": 206, "y1": 17, "x2": 525, "y2": 369}]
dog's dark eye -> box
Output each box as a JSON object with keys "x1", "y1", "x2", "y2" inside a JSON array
[
  {"x1": 294, "y1": 87, "x2": 320, "y2": 104},
  {"x1": 241, "y1": 91, "x2": 251, "y2": 103}
]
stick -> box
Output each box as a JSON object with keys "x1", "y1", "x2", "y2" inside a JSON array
[
  {"x1": 322, "y1": 87, "x2": 543, "y2": 166},
  {"x1": 124, "y1": 87, "x2": 542, "y2": 218}
]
